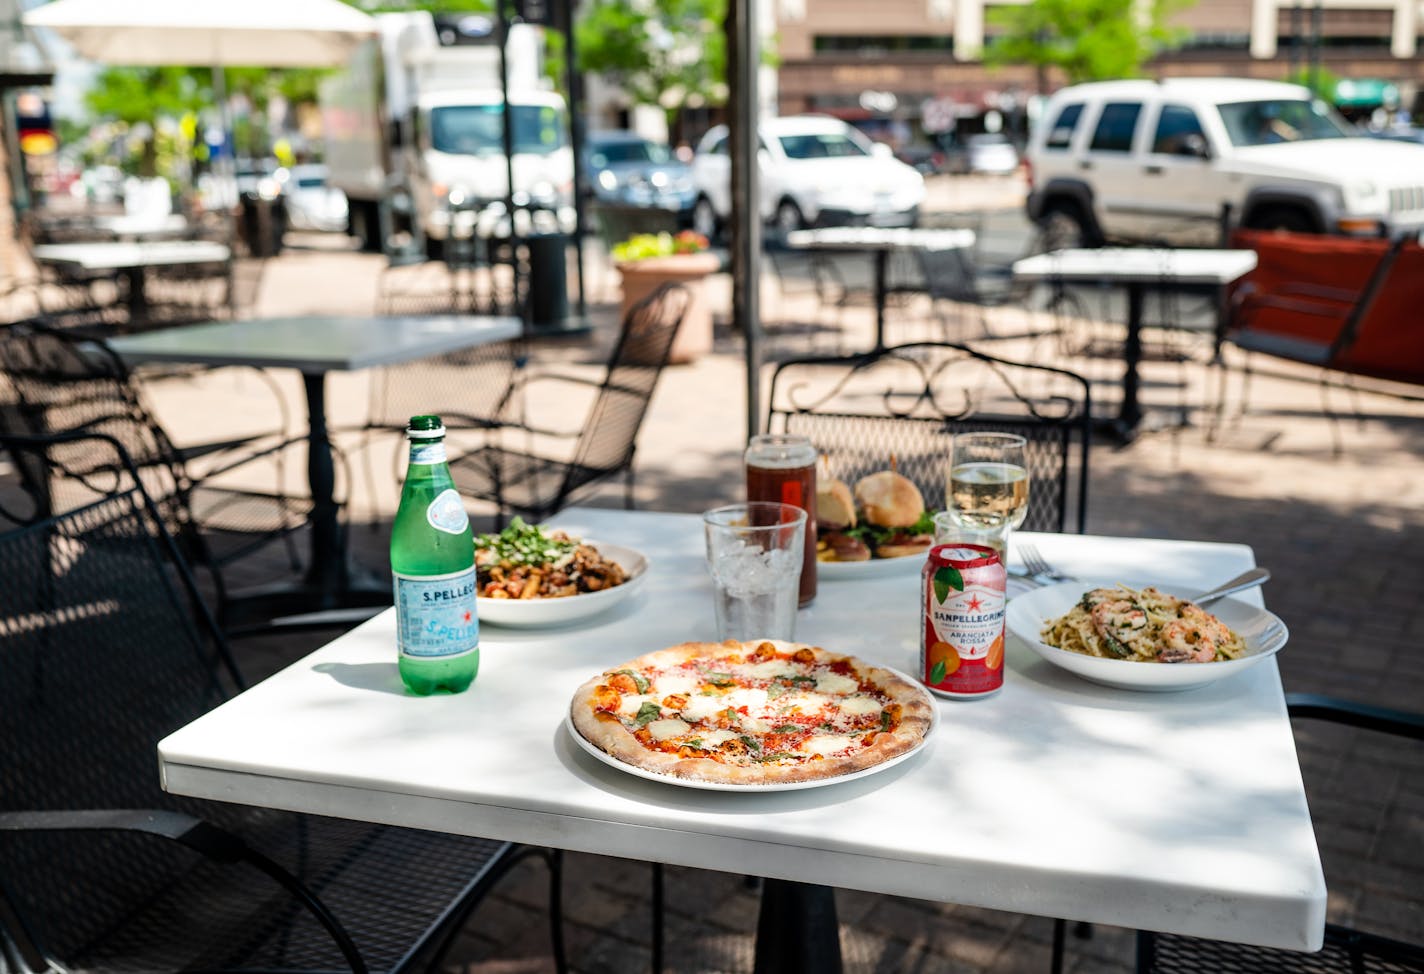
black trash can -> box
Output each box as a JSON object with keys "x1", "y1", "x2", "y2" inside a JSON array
[
  {"x1": 525, "y1": 232, "x2": 568, "y2": 328},
  {"x1": 238, "y1": 194, "x2": 286, "y2": 257}
]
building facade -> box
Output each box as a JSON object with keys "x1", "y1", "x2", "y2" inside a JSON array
[{"x1": 773, "y1": 0, "x2": 1424, "y2": 142}]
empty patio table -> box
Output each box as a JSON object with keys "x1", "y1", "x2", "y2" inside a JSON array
[
  {"x1": 785, "y1": 226, "x2": 976, "y2": 350},
  {"x1": 30, "y1": 239, "x2": 231, "y2": 318},
  {"x1": 111, "y1": 313, "x2": 521, "y2": 622},
  {"x1": 158, "y1": 508, "x2": 1325, "y2": 972},
  {"x1": 1012, "y1": 247, "x2": 1257, "y2": 441}
]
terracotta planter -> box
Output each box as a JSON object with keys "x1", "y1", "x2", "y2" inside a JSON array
[{"x1": 616, "y1": 253, "x2": 721, "y2": 364}]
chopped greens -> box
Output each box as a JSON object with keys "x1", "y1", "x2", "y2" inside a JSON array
[
  {"x1": 772, "y1": 724, "x2": 801, "y2": 734},
  {"x1": 880, "y1": 710, "x2": 892, "y2": 731},
  {"x1": 473, "y1": 517, "x2": 578, "y2": 568},
  {"x1": 739, "y1": 735, "x2": 762, "y2": 752},
  {"x1": 634, "y1": 701, "x2": 662, "y2": 726},
  {"x1": 705, "y1": 672, "x2": 735, "y2": 686}
]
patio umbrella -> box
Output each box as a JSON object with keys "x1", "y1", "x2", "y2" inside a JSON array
[
  {"x1": 24, "y1": 0, "x2": 376, "y2": 182},
  {"x1": 23, "y1": 0, "x2": 375, "y2": 68}
]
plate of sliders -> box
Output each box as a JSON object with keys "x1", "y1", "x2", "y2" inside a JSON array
[{"x1": 816, "y1": 469, "x2": 935, "y2": 579}]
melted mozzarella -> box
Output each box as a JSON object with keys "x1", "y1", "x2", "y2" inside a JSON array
[
  {"x1": 652, "y1": 674, "x2": 698, "y2": 697},
  {"x1": 741, "y1": 660, "x2": 798, "y2": 680},
  {"x1": 814, "y1": 672, "x2": 859, "y2": 696},
  {"x1": 647, "y1": 718, "x2": 691, "y2": 742},
  {"x1": 723, "y1": 687, "x2": 769, "y2": 712},
  {"x1": 618, "y1": 693, "x2": 658, "y2": 717},
  {"x1": 778, "y1": 690, "x2": 832, "y2": 715},
  {"x1": 679, "y1": 695, "x2": 728, "y2": 722},
  {"x1": 696, "y1": 729, "x2": 738, "y2": 748},
  {"x1": 799, "y1": 734, "x2": 855, "y2": 757},
  {"x1": 839, "y1": 696, "x2": 882, "y2": 717}
]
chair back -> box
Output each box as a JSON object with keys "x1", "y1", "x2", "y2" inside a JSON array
[
  {"x1": 0, "y1": 432, "x2": 242, "y2": 964},
  {"x1": 915, "y1": 245, "x2": 980, "y2": 304},
  {"x1": 0, "y1": 323, "x2": 195, "y2": 539},
  {"x1": 565, "y1": 283, "x2": 690, "y2": 485},
  {"x1": 1226, "y1": 229, "x2": 1424, "y2": 387},
  {"x1": 368, "y1": 338, "x2": 524, "y2": 433},
  {"x1": 766, "y1": 342, "x2": 1091, "y2": 532}
]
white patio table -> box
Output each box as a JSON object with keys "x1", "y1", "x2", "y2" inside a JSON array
[
  {"x1": 1012, "y1": 247, "x2": 1258, "y2": 442},
  {"x1": 158, "y1": 508, "x2": 1325, "y2": 972},
  {"x1": 111, "y1": 314, "x2": 520, "y2": 623},
  {"x1": 31, "y1": 239, "x2": 231, "y2": 318}
]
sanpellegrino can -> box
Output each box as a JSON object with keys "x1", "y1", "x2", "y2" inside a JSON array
[
  {"x1": 920, "y1": 543, "x2": 1007, "y2": 698},
  {"x1": 392, "y1": 415, "x2": 479, "y2": 695}
]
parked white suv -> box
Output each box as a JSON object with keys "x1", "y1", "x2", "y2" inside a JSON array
[
  {"x1": 1026, "y1": 77, "x2": 1424, "y2": 246},
  {"x1": 691, "y1": 115, "x2": 926, "y2": 241}
]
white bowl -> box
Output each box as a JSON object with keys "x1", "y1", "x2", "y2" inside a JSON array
[
  {"x1": 477, "y1": 542, "x2": 648, "y2": 629},
  {"x1": 1005, "y1": 582, "x2": 1289, "y2": 692}
]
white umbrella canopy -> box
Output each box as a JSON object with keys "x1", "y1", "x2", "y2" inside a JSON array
[{"x1": 23, "y1": 0, "x2": 375, "y2": 68}]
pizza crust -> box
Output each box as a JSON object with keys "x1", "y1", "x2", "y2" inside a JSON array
[{"x1": 570, "y1": 639, "x2": 934, "y2": 786}]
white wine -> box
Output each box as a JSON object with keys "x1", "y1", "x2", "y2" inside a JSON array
[{"x1": 946, "y1": 462, "x2": 1029, "y2": 530}]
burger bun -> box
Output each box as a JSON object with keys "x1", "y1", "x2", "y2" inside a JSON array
[
  {"x1": 815, "y1": 477, "x2": 857, "y2": 529},
  {"x1": 854, "y1": 470, "x2": 925, "y2": 528}
]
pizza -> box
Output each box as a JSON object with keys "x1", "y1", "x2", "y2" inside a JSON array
[{"x1": 569, "y1": 639, "x2": 935, "y2": 786}]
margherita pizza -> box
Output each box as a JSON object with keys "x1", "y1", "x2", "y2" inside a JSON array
[{"x1": 569, "y1": 639, "x2": 935, "y2": 785}]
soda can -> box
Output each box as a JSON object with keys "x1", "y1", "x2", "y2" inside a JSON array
[{"x1": 920, "y1": 543, "x2": 1008, "y2": 698}]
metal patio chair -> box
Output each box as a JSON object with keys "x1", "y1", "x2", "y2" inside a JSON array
[
  {"x1": 766, "y1": 340, "x2": 1092, "y2": 533},
  {"x1": 1135, "y1": 694, "x2": 1424, "y2": 974},
  {"x1": 0, "y1": 430, "x2": 566, "y2": 974},
  {"x1": 0, "y1": 321, "x2": 314, "y2": 629},
  {"x1": 449, "y1": 282, "x2": 689, "y2": 527}
]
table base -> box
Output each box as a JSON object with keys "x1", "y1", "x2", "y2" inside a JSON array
[{"x1": 754, "y1": 880, "x2": 843, "y2": 974}]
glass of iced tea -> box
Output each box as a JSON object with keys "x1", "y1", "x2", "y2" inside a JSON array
[
  {"x1": 745, "y1": 433, "x2": 817, "y2": 607},
  {"x1": 943, "y1": 433, "x2": 1029, "y2": 546}
]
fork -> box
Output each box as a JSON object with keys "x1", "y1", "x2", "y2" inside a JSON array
[{"x1": 1017, "y1": 542, "x2": 1075, "y2": 583}]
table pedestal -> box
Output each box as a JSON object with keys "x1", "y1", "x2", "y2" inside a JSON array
[{"x1": 754, "y1": 879, "x2": 843, "y2": 974}]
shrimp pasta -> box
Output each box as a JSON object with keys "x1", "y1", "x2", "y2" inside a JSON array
[{"x1": 1040, "y1": 585, "x2": 1247, "y2": 663}]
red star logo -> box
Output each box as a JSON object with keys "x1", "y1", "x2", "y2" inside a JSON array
[
  {"x1": 966, "y1": 595, "x2": 984, "y2": 611},
  {"x1": 463, "y1": 610, "x2": 473, "y2": 623}
]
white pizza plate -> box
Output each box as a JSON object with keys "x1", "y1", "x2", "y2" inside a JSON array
[
  {"x1": 818, "y1": 551, "x2": 926, "y2": 580},
  {"x1": 1006, "y1": 582, "x2": 1289, "y2": 692},
  {"x1": 478, "y1": 542, "x2": 648, "y2": 629},
  {"x1": 566, "y1": 671, "x2": 938, "y2": 792}
]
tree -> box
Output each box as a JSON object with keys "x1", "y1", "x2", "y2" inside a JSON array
[
  {"x1": 83, "y1": 67, "x2": 206, "y2": 176},
  {"x1": 573, "y1": 0, "x2": 729, "y2": 139},
  {"x1": 983, "y1": 0, "x2": 1188, "y2": 86}
]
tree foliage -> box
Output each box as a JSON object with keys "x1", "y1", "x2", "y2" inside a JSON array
[
  {"x1": 984, "y1": 0, "x2": 1189, "y2": 84},
  {"x1": 573, "y1": 0, "x2": 728, "y2": 128}
]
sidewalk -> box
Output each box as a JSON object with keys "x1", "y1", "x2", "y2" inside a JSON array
[{"x1": 139, "y1": 192, "x2": 1424, "y2": 973}]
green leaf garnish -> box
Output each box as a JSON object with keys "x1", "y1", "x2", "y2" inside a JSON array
[
  {"x1": 933, "y1": 566, "x2": 964, "y2": 603},
  {"x1": 880, "y1": 710, "x2": 893, "y2": 731},
  {"x1": 740, "y1": 735, "x2": 762, "y2": 751},
  {"x1": 634, "y1": 701, "x2": 662, "y2": 726},
  {"x1": 930, "y1": 659, "x2": 948, "y2": 684},
  {"x1": 705, "y1": 672, "x2": 735, "y2": 686},
  {"x1": 615, "y1": 669, "x2": 650, "y2": 694},
  {"x1": 772, "y1": 724, "x2": 800, "y2": 734}
]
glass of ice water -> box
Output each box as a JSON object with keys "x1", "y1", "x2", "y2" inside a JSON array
[{"x1": 703, "y1": 502, "x2": 806, "y2": 642}]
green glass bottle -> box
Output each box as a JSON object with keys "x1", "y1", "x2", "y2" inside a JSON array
[{"x1": 391, "y1": 415, "x2": 479, "y2": 695}]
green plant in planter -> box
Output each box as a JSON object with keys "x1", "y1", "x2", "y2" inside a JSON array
[{"x1": 612, "y1": 230, "x2": 710, "y2": 262}]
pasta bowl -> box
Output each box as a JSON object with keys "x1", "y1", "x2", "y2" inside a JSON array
[
  {"x1": 1005, "y1": 582, "x2": 1289, "y2": 692},
  {"x1": 478, "y1": 542, "x2": 649, "y2": 629}
]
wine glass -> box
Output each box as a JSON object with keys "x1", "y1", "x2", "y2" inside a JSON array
[{"x1": 940, "y1": 433, "x2": 1030, "y2": 556}]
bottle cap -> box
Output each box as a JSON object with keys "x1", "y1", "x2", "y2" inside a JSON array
[{"x1": 407, "y1": 414, "x2": 446, "y2": 439}]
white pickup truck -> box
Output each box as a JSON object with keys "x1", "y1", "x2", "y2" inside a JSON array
[{"x1": 1025, "y1": 77, "x2": 1424, "y2": 247}]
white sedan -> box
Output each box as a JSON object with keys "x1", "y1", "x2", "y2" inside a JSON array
[{"x1": 691, "y1": 115, "x2": 926, "y2": 242}]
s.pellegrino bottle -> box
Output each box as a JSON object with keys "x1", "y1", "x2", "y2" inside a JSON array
[{"x1": 392, "y1": 415, "x2": 479, "y2": 695}]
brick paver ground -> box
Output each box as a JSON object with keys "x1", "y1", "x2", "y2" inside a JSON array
[{"x1": 119, "y1": 176, "x2": 1424, "y2": 973}]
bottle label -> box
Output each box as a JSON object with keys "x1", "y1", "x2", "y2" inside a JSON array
[
  {"x1": 426, "y1": 489, "x2": 469, "y2": 535},
  {"x1": 410, "y1": 442, "x2": 447, "y2": 465},
  {"x1": 394, "y1": 567, "x2": 479, "y2": 659}
]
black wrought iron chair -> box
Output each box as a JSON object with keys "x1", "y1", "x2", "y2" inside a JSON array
[
  {"x1": 766, "y1": 341, "x2": 1091, "y2": 533},
  {"x1": 0, "y1": 430, "x2": 566, "y2": 974},
  {"x1": 0, "y1": 321, "x2": 312, "y2": 627},
  {"x1": 913, "y1": 244, "x2": 1021, "y2": 341},
  {"x1": 449, "y1": 282, "x2": 689, "y2": 527},
  {"x1": 1135, "y1": 693, "x2": 1424, "y2": 974}
]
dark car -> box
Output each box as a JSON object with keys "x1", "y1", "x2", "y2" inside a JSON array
[{"x1": 582, "y1": 131, "x2": 696, "y2": 219}]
